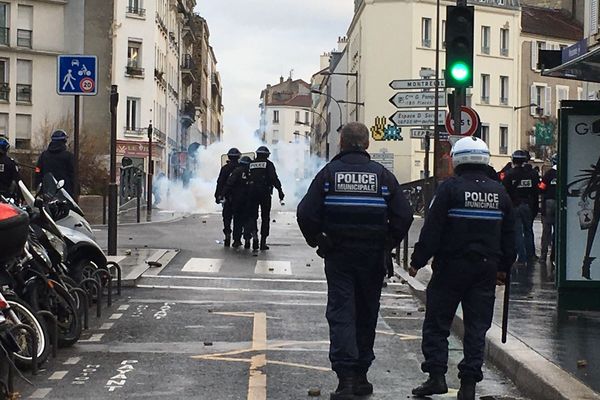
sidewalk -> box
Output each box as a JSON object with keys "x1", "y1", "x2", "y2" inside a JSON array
[{"x1": 397, "y1": 220, "x2": 600, "y2": 400}]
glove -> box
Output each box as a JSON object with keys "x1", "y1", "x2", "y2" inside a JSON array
[
  {"x1": 215, "y1": 196, "x2": 223, "y2": 204},
  {"x1": 278, "y1": 190, "x2": 285, "y2": 201},
  {"x1": 315, "y1": 233, "x2": 333, "y2": 259}
]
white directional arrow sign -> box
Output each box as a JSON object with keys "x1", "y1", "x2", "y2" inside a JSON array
[
  {"x1": 389, "y1": 79, "x2": 446, "y2": 90},
  {"x1": 390, "y1": 92, "x2": 447, "y2": 108},
  {"x1": 390, "y1": 110, "x2": 446, "y2": 127}
]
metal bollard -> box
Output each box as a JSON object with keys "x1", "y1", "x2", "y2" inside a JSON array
[
  {"x1": 36, "y1": 311, "x2": 58, "y2": 359},
  {"x1": 107, "y1": 261, "x2": 122, "y2": 296},
  {"x1": 10, "y1": 323, "x2": 38, "y2": 375},
  {"x1": 80, "y1": 278, "x2": 102, "y2": 318},
  {"x1": 70, "y1": 287, "x2": 89, "y2": 330}
]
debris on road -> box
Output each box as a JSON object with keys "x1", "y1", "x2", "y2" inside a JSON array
[
  {"x1": 308, "y1": 388, "x2": 321, "y2": 397},
  {"x1": 577, "y1": 360, "x2": 588, "y2": 368}
]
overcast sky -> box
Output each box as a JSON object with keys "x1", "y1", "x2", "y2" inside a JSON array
[{"x1": 195, "y1": 1, "x2": 355, "y2": 138}]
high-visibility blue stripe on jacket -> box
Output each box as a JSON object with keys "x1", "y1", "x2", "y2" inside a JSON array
[{"x1": 448, "y1": 208, "x2": 503, "y2": 221}]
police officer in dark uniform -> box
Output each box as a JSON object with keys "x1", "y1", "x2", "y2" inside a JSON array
[
  {"x1": 0, "y1": 136, "x2": 19, "y2": 198},
  {"x1": 223, "y1": 156, "x2": 256, "y2": 249},
  {"x1": 409, "y1": 137, "x2": 516, "y2": 400},
  {"x1": 248, "y1": 146, "x2": 284, "y2": 250},
  {"x1": 297, "y1": 122, "x2": 413, "y2": 399},
  {"x1": 502, "y1": 150, "x2": 539, "y2": 264},
  {"x1": 215, "y1": 148, "x2": 241, "y2": 247},
  {"x1": 539, "y1": 154, "x2": 558, "y2": 264},
  {"x1": 35, "y1": 130, "x2": 75, "y2": 196}
]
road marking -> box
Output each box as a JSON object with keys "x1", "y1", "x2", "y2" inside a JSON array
[
  {"x1": 182, "y1": 258, "x2": 223, "y2": 273},
  {"x1": 48, "y1": 371, "x2": 69, "y2": 380},
  {"x1": 383, "y1": 316, "x2": 422, "y2": 320},
  {"x1": 118, "y1": 305, "x2": 130, "y2": 311},
  {"x1": 376, "y1": 330, "x2": 420, "y2": 340},
  {"x1": 63, "y1": 357, "x2": 81, "y2": 365},
  {"x1": 80, "y1": 334, "x2": 104, "y2": 342},
  {"x1": 100, "y1": 323, "x2": 114, "y2": 330},
  {"x1": 107, "y1": 255, "x2": 127, "y2": 264},
  {"x1": 109, "y1": 313, "x2": 123, "y2": 320},
  {"x1": 146, "y1": 274, "x2": 326, "y2": 284},
  {"x1": 254, "y1": 260, "x2": 292, "y2": 275},
  {"x1": 248, "y1": 312, "x2": 267, "y2": 400},
  {"x1": 29, "y1": 388, "x2": 53, "y2": 398}
]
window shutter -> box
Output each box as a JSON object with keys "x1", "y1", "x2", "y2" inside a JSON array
[
  {"x1": 544, "y1": 86, "x2": 552, "y2": 116},
  {"x1": 530, "y1": 85, "x2": 537, "y2": 116},
  {"x1": 531, "y1": 42, "x2": 538, "y2": 70}
]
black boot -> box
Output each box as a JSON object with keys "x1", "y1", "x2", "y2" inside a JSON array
[
  {"x1": 232, "y1": 240, "x2": 242, "y2": 249},
  {"x1": 244, "y1": 239, "x2": 251, "y2": 249},
  {"x1": 354, "y1": 374, "x2": 373, "y2": 396},
  {"x1": 411, "y1": 374, "x2": 448, "y2": 397},
  {"x1": 252, "y1": 236, "x2": 259, "y2": 251},
  {"x1": 457, "y1": 380, "x2": 476, "y2": 400},
  {"x1": 224, "y1": 234, "x2": 231, "y2": 247},
  {"x1": 260, "y1": 237, "x2": 269, "y2": 250},
  {"x1": 330, "y1": 377, "x2": 356, "y2": 400}
]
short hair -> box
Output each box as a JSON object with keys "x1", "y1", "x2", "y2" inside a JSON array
[{"x1": 340, "y1": 122, "x2": 369, "y2": 151}]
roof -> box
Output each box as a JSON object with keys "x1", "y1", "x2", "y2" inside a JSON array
[
  {"x1": 522, "y1": 6, "x2": 583, "y2": 41},
  {"x1": 267, "y1": 94, "x2": 311, "y2": 108}
]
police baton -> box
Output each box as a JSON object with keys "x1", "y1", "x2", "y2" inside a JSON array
[{"x1": 501, "y1": 268, "x2": 511, "y2": 344}]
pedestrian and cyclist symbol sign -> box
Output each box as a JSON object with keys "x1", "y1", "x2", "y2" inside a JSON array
[{"x1": 57, "y1": 55, "x2": 98, "y2": 96}]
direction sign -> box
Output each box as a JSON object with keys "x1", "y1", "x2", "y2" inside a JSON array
[
  {"x1": 389, "y1": 79, "x2": 446, "y2": 90},
  {"x1": 444, "y1": 106, "x2": 479, "y2": 136},
  {"x1": 390, "y1": 92, "x2": 447, "y2": 108},
  {"x1": 390, "y1": 110, "x2": 446, "y2": 127},
  {"x1": 57, "y1": 55, "x2": 98, "y2": 96},
  {"x1": 410, "y1": 128, "x2": 450, "y2": 140}
]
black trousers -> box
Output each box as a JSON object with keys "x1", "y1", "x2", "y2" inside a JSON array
[
  {"x1": 421, "y1": 258, "x2": 497, "y2": 383},
  {"x1": 232, "y1": 201, "x2": 254, "y2": 242},
  {"x1": 222, "y1": 200, "x2": 233, "y2": 235},
  {"x1": 251, "y1": 193, "x2": 272, "y2": 238},
  {"x1": 324, "y1": 246, "x2": 386, "y2": 378}
]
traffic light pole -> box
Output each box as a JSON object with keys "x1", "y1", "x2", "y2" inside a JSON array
[
  {"x1": 453, "y1": 87, "x2": 465, "y2": 137},
  {"x1": 108, "y1": 85, "x2": 119, "y2": 256}
]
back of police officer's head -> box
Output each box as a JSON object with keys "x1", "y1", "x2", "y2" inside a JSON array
[
  {"x1": 451, "y1": 136, "x2": 490, "y2": 175},
  {"x1": 340, "y1": 122, "x2": 369, "y2": 152}
]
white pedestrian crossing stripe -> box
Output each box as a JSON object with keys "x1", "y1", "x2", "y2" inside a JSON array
[
  {"x1": 254, "y1": 260, "x2": 292, "y2": 275},
  {"x1": 182, "y1": 258, "x2": 224, "y2": 273}
]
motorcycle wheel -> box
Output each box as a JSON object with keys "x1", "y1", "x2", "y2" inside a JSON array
[
  {"x1": 4, "y1": 295, "x2": 51, "y2": 369},
  {"x1": 69, "y1": 258, "x2": 98, "y2": 284}
]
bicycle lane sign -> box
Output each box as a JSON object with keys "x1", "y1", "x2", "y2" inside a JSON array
[{"x1": 57, "y1": 55, "x2": 98, "y2": 96}]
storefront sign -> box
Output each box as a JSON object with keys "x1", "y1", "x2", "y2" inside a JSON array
[
  {"x1": 535, "y1": 121, "x2": 555, "y2": 146},
  {"x1": 116, "y1": 140, "x2": 162, "y2": 159}
]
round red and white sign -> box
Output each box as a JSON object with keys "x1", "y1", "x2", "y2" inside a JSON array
[
  {"x1": 445, "y1": 106, "x2": 479, "y2": 136},
  {"x1": 80, "y1": 77, "x2": 95, "y2": 93}
]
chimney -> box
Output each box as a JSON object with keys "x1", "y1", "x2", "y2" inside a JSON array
[{"x1": 280, "y1": 76, "x2": 284, "y2": 84}]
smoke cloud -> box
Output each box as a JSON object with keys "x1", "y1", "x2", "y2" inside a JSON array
[{"x1": 154, "y1": 133, "x2": 326, "y2": 214}]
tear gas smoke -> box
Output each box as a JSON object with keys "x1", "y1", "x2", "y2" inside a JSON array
[{"x1": 154, "y1": 133, "x2": 326, "y2": 213}]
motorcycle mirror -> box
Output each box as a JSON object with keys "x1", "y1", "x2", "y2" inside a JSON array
[{"x1": 57, "y1": 180, "x2": 65, "y2": 190}]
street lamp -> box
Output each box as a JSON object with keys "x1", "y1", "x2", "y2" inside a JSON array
[
  {"x1": 514, "y1": 103, "x2": 541, "y2": 112},
  {"x1": 319, "y1": 71, "x2": 360, "y2": 121},
  {"x1": 311, "y1": 89, "x2": 343, "y2": 132}
]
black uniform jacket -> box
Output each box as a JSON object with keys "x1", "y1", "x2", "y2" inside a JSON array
[
  {"x1": 0, "y1": 154, "x2": 19, "y2": 194},
  {"x1": 297, "y1": 150, "x2": 413, "y2": 249},
  {"x1": 35, "y1": 141, "x2": 75, "y2": 195},
  {"x1": 411, "y1": 168, "x2": 517, "y2": 273},
  {"x1": 215, "y1": 160, "x2": 239, "y2": 200},
  {"x1": 249, "y1": 156, "x2": 282, "y2": 195}
]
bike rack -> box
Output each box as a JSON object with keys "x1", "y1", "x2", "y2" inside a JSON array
[
  {"x1": 36, "y1": 311, "x2": 58, "y2": 359},
  {"x1": 93, "y1": 269, "x2": 112, "y2": 308},
  {"x1": 69, "y1": 287, "x2": 89, "y2": 330},
  {"x1": 106, "y1": 261, "x2": 122, "y2": 296},
  {"x1": 9, "y1": 323, "x2": 38, "y2": 375},
  {"x1": 80, "y1": 278, "x2": 102, "y2": 318}
]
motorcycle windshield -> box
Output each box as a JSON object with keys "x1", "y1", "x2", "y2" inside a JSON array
[{"x1": 43, "y1": 174, "x2": 84, "y2": 216}]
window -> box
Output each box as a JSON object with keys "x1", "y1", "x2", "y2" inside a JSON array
[
  {"x1": 0, "y1": 59, "x2": 8, "y2": 102},
  {"x1": 500, "y1": 28, "x2": 509, "y2": 56},
  {"x1": 531, "y1": 41, "x2": 545, "y2": 71},
  {"x1": 126, "y1": 97, "x2": 140, "y2": 131},
  {"x1": 481, "y1": 26, "x2": 490, "y2": 54},
  {"x1": 127, "y1": 0, "x2": 145, "y2": 16},
  {"x1": 17, "y1": 5, "x2": 32, "y2": 48},
  {"x1": 0, "y1": 113, "x2": 7, "y2": 136},
  {"x1": 305, "y1": 111, "x2": 309, "y2": 124},
  {"x1": 480, "y1": 124, "x2": 489, "y2": 144},
  {"x1": 272, "y1": 129, "x2": 279, "y2": 144},
  {"x1": 499, "y1": 126, "x2": 508, "y2": 155},
  {"x1": 556, "y1": 86, "x2": 569, "y2": 114},
  {"x1": 0, "y1": 3, "x2": 9, "y2": 46},
  {"x1": 481, "y1": 74, "x2": 490, "y2": 104},
  {"x1": 295, "y1": 111, "x2": 300, "y2": 124},
  {"x1": 578, "y1": 87, "x2": 584, "y2": 100},
  {"x1": 15, "y1": 114, "x2": 31, "y2": 149},
  {"x1": 126, "y1": 41, "x2": 143, "y2": 76},
  {"x1": 531, "y1": 84, "x2": 551, "y2": 116},
  {"x1": 422, "y1": 18, "x2": 431, "y2": 48},
  {"x1": 16, "y1": 59, "x2": 32, "y2": 103},
  {"x1": 500, "y1": 76, "x2": 509, "y2": 105},
  {"x1": 273, "y1": 110, "x2": 279, "y2": 123}
]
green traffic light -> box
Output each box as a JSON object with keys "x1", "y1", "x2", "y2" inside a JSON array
[{"x1": 450, "y1": 62, "x2": 470, "y2": 82}]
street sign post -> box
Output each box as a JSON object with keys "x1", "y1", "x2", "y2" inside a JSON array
[
  {"x1": 390, "y1": 110, "x2": 446, "y2": 127},
  {"x1": 56, "y1": 55, "x2": 98, "y2": 201},
  {"x1": 390, "y1": 92, "x2": 447, "y2": 108},
  {"x1": 444, "y1": 106, "x2": 479, "y2": 136},
  {"x1": 389, "y1": 79, "x2": 445, "y2": 90}
]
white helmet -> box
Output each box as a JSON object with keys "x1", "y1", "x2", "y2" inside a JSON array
[{"x1": 451, "y1": 136, "x2": 490, "y2": 168}]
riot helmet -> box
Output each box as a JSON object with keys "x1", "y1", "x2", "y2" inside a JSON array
[
  {"x1": 240, "y1": 156, "x2": 252, "y2": 165},
  {"x1": 511, "y1": 150, "x2": 529, "y2": 164},
  {"x1": 51, "y1": 129, "x2": 68, "y2": 142},
  {"x1": 256, "y1": 146, "x2": 271, "y2": 157},
  {"x1": 0, "y1": 135, "x2": 9, "y2": 154},
  {"x1": 227, "y1": 147, "x2": 241, "y2": 160},
  {"x1": 451, "y1": 137, "x2": 490, "y2": 168}
]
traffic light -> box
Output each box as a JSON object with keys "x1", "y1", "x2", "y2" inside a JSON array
[{"x1": 445, "y1": 5, "x2": 474, "y2": 88}]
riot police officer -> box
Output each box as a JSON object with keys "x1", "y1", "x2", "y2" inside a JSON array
[
  {"x1": 409, "y1": 137, "x2": 516, "y2": 400},
  {"x1": 539, "y1": 154, "x2": 558, "y2": 264},
  {"x1": 0, "y1": 136, "x2": 19, "y2": 198},
  {"x1": 223, "y1": 156, "x2": 256, "y2": 249},
  {"x1": 248, "y1": 146, "x2": 284, "y2": 250},
  {"x1": 215, "y1": 148, "x2": 241, "y2": 247},
  {"x1": 502, "y1": 150, "x2": 539, "y2": 264},
  {"x1": 297, "y1": 122, "x2": 413, "y2": 399},
  {"x1": 35, "y1": 130, "x2": 75, "y2": 196}
]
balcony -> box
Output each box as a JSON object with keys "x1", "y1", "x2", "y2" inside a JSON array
[
  {"x1": 126, "y1": 62, "x2": 144, "y2": 77},
  {"x1": 181, "y1": 54, "x2": 196, "y2": 84},
  {"x1": 17, "y1": 29, "x2": 32, "y2": 48},
  {"x1": 211, "y1": 72, "x2": 220, "y2": 92},
  {"x1": 126, "y1": 6, "x2": 146, "y2": 17},
  {"x1": 0, "y1": 28, "x2": 8, "y2": 46},
  {"x1": 155, "y1": 12, "x2": 167, "y2": 34},
  {"x1": 16, "y1": 84, "x2": 31, "y2": 103},
  {"x1": 124, "y1": 127, "x2": 145, "y2": 137},
  {"x1": 0, "y1": 83, "x2": 9, "y2": 102}
]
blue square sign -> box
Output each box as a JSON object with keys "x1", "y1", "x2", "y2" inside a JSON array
[{"x1": 57, "y1": 55, "x2": 98, "y2": 96}]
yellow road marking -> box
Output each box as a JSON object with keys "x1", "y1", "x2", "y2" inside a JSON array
[
  {"x1": 248, "y1": 313, "x2": 267, "y2": 400},
  {"x1": 268, "y1": 360, "x2": 330, "y2": 372}
]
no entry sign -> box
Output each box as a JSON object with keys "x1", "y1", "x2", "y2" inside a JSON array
[{"x1": 445, "y1": 106, "x2": 479, "y2": 136}]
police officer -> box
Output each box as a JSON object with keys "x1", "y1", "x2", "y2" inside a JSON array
[
  {"x1": 297, "y1": 122, "x2": 413, "y2": 399},
  {"x1": 215, "y1": 148, "x2": 242, "y2": 247},
  {"x1": 539, "y1": 154, "x2": 558, "y2": 264},
  {"x1": 223, "y1": 156, "x2": 256, "y2": 249},
  {"x1": 248, "y1": 146, "x2": 284, "y2": 250},
  {"x1": 0, "y1": 136, "x2": 19, "y2": 198},
  {"x1": 410, "y1": 137, "x2": 516, "y2": 400},
  {"x1": 35, "y1": 130, "x2": 75, "y2": 196},
  {"x1": 502, "y1": 150, "x2": 539, "y2": 264}
]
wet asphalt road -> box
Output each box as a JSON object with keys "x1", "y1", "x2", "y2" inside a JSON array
[{"x1": 16, "y1": 211, "x2": 526, "y2": 399}]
